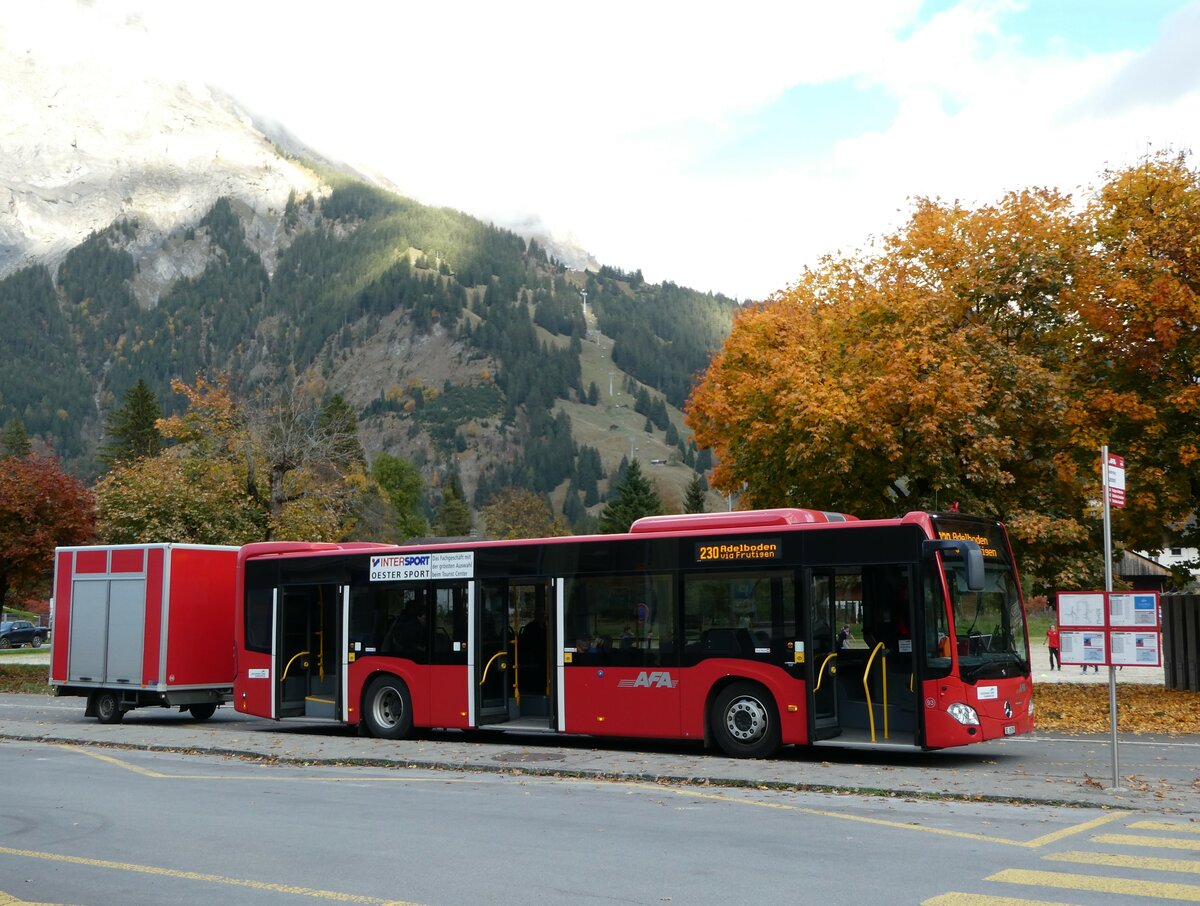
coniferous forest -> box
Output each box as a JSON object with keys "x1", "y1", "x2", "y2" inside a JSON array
[{"x1": 0, "y1": 176, "x2": 737, "y2": 530}]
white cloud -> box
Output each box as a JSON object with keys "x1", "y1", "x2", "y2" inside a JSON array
[{"x1": 8, "y1": 0, "x2": 1200, "y2": 299}]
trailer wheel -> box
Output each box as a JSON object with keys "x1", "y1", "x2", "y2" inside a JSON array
[
  {"x1": 711, "y1": 681, "x2": 780, "y2": 758},
  {"x1": 188, "y1": 703, "x2": 217, "y2": 720},
  {"x1": 93, "y1": 691, "x2": 125, "y2": 724},
  {"x1": 363, "y1": 675, "x2": 413, "y2": 740}
]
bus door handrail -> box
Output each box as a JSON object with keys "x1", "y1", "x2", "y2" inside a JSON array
[
  {"x1": 863, "y1": 643, "x2": 889, "y2": 742},
  {"x1": 281, "y1": 650, "x2": 310, "y2": 683},
  {"x1": 479, "y1": 649, "x2": 508, "y2": 687},
  {"x1": 814, "y1": 652, "x2": 837, "y2": 692}
]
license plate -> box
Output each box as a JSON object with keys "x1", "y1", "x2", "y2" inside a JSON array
[{"x1": 1004, "y1": 725, "x2": 1016, "y2": 736}]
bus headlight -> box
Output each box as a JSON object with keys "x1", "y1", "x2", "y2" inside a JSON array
[
  {"x1": 946, "y1": 702, "x2": 980, "y2": 726},
  {"x1": 1028, "y1": 698, "x2": 1035, "y2": 717}
]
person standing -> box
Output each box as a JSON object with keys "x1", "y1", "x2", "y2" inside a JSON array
[
  {"x1": 518, "y1": 605, "x2": 547, "y2": 695},
  {"x1": 1045, "y1": 623, "x2": 1060, "y2": 671}
]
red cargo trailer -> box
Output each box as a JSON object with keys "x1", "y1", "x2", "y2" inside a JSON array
[{"x1": 50, "y1": 544, "x2": 239, "y2": 723}]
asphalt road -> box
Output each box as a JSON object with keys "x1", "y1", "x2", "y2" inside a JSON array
[
  {"x1": 4, "y1": 738, "x2": 1200, "y2": 906},
  {"x1": 2, "y1": 689, "x2": 1199, "y2": 905}
]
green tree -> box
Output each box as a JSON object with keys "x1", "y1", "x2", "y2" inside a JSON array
[
  {"x1": 100, "y1": 379, "x2": 163, "y2": 467},
  {"x1": 0, "y1": 418, "x2": 31, "y2": 458},
  {"x1": 372, "y1": 453, "x2": 428, "y2": 540},
  {"x1": 683, "y1": 472, "x2": 707, "y2": 514},
  {"x1": 599, "y1": 459, "x2": 662, "y2": 533},
  {"x1": 318, "y1": 394, "x2": 365, "y2": 467},
  {"x1": 435, "y1": 474, "x2": 472, "y2": 537}
]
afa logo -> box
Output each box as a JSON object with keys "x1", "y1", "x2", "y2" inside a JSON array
[{"x1": 617, "y1": 671, "x2": 678, "y2": 689}]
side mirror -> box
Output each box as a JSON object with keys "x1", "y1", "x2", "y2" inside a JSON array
[{"x1": 923, "y1": 539, "x2": 985, "y2": 592}]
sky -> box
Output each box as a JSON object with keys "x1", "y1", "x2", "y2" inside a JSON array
[{"x1": 13, "y1": 0, "x2": 1200, "y2": 300}]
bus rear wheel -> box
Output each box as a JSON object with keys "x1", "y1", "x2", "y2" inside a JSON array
[
  {"x1": 363, "y1": 675, "x2": 413, "y2": 740},
  {"x1": 712, "y1": 681, "x2": 780, "y2": 758}
]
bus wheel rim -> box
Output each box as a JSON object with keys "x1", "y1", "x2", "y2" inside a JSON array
[
  {"x1": 374, "y1": 688, "x2": 403, "y2": 728},
  {"x1": 726, "y1": 696, "x2": 767, "y2": 741}
]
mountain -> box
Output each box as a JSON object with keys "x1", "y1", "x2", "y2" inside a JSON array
[{"x1": 0, "y1": 41, "x2": 736, "y2": 526}]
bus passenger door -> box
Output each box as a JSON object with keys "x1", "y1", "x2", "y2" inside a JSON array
[
  {"x1": 474, "y1": 580, "x2": 511, "y2": 725},
  {"x1": 511, "y1": 580, "x2": 554, "y2": 721},
  {"x1": 807, "y1": 570, "x2": 840, "y2": 738},
  {"x1": 276, "y1": 583, "x2": 344, "y2": 720}
]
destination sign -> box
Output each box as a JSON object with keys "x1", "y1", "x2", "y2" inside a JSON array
[{"x1": 695, "y1": 538, "x2": 782, "y2": 563}]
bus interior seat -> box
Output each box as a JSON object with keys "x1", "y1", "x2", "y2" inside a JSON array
[{"x1": 700, "y1": 628, "x2": 753, "y2": 656}]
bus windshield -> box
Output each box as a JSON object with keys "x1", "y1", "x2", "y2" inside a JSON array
[{"x1": 945, "y1": 561, "x2": 1030, "y2": 681}]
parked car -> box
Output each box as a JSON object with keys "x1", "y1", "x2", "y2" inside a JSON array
[{"x1": 0, "y1": 620, "x2": 48, "y2": 649}]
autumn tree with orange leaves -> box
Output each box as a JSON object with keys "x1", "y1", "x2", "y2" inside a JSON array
[
  {"x1": 0, "y1": 454, "x2": 94, "y2": 609},
  {"x1": 687, "y1": 152, "x2": 1200, "y2": 589},
  {"x1": 96, "y1": 373, "x2": 375, "y2": 544}
]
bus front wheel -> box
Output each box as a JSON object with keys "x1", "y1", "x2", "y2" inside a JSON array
[
  {"x1": 712, "y1": 681, "x2": 780, "y2": 758},
  {"x1": 363, "y1": 675, "x2": 413, "y2": 740}
]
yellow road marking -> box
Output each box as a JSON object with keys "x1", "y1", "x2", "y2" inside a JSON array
[
  {"x1": 58, "y1": 746, "x2": 470, "y2": 784},
  {"x1": 1046, "y1": 850, "x2": 1200, "y2": 874},
  {"x1": 1014, "y1": 813, "x2": 1129, "y2": 849},
  {"x1": 0, "y1": 890, "x2": 73, "y2": 906},
  {"x1": 987, "y1": 868, "x2": 1200, "y2": 901},
  {"x1": 1130, "y1": 820, "x2": 1200, "y2": 835},
  {"x1": 617, "y1": 782, "x2": 1129, "y2": 848},
  {"x1": 0, "y1": 847, "x2": 422, "y2": 905},
  {"x1": 923, "y1": 893, "x2": 1083, "y2": 906},
  {"x1": 57, "y1": 753, "x2": 171, "y2": 777},
  {"x1": 1092, "y1": 833, "x2": 1200, "y2": 852}
]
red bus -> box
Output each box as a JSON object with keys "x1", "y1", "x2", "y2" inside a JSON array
[{"x1": 233, "y1": 508, "x2": 1034, "y2": 756}]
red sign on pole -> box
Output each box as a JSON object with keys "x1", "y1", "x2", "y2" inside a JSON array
[{"x1": 1106, "y1": 453, "x2": 1125, "y2": 508}]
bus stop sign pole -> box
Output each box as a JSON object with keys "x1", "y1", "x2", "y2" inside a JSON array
[{"x1": 1102, "y1": 445, "x2": 1120, "y2": 790}]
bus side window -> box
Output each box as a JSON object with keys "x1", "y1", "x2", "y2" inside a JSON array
[
  {"x1": 432, "y1": 584, "x2": 467, "y2": 665},
  {"x1": 563, "y1": 575, "x2": 674, "y2": 668},
  {"x1": 244, "y1": 586, "x2": 273, "y2": 653}
]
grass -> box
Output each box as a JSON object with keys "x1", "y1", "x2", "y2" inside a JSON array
[
  {"x1": 1027, "y1": 609, "x2": 1055, "y2": 639},
  {"x1": 0, "y1": 664, "x2": 50, "y2": 695},
  {"x1": 0, "y1": 645, "x2": 49, "y2": 657}
]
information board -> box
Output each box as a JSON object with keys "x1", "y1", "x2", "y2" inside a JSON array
[{"x1": 1055, "y1": 590, "x2": 1161, "y2": 667}]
